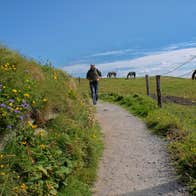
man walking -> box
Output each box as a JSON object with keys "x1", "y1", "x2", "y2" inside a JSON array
[{"x1": 86, "y1": 64, "x2": 102, "y2": 105}]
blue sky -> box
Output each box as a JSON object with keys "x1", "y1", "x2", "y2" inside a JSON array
[{"x1": 1, "y1": 0, "x2": 196, "y2": 77}]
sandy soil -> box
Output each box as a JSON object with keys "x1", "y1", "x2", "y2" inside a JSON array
[{"x1": 93, "y1": 102, "x2": 188, "y2": 196}]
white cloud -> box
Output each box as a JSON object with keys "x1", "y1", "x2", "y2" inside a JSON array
[
  {"x1": 163, "y1": 41, "x2": 196, "y2": 51},
  {"x1": 87, "y1": 49, "x2": 134, "y2": 57},
  {"x1": 62, "y1": 48, "x2": 196, "y2": 78},
  {"x1": 84, "y1": 41, "x2": 196, "y2": 59}
]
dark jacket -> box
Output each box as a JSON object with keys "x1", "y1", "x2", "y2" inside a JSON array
[{"x1": 86, "y1": 68, "x2": 102, "y2": 81}]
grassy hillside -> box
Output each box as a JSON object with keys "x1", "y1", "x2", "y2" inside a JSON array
[
  {"x1": 0, "y1": 47, "x2": 103, "y2": 195},
  {"x1": 79, "y1": 77, "x2": 196, "y2": 194}
]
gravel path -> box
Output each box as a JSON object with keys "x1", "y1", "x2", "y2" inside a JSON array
[{"x1": 93, "y1": 102, "x2": 188, "y2": 196}]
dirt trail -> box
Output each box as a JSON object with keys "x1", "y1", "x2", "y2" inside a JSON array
[{"x1": 93, "y1": 102, "x2": 188, "y2": 196}]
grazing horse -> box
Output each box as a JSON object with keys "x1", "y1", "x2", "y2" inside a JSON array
[
  {"x1": 192, "y1": 70, "x2": 196, "y2": 80},
  {"x1": 127, "y1": 72, "x2": 136, "y2": 79},
  {"x1": 107, "y1": 72, "x2": 117, "y2": 78}
]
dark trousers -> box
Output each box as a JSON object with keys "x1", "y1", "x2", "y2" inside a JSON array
[{"x1": 89, "y1": 81, "x2": 98, "y2": 101}]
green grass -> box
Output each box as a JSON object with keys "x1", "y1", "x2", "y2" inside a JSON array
[
  {"x1": 0, "y1": 46, "x2": 103, "y2": 195},
  {"x1": 78, "y1": 77, "x2": 196, "y2": 99},
  {"x1": 79, "y1": 77, "x2": 196, "y2": 194}
]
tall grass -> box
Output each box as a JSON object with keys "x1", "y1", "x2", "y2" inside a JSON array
[{"x1": 0, "y1": 46, "x2": 103, "y2": 195}]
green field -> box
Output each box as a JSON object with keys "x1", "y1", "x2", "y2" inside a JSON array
[
  {"x1": 78, "y1": 77, "x2": 196, "y2": 99},
  {"x1": 79, "y1": 77, "x2": 196, "y2": 194}
]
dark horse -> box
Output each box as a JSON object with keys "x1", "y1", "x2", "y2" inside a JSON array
[
  {"x1": 192, "y1": 70, "x2": 196, "y2": 80},
  {"x1": 127, "y1": 72, "x2": 136, "y2": 79},
  {"x1": 107, "y1": 72, "x2": 117, "y2": 78}
]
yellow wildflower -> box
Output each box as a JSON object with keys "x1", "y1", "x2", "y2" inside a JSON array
[
  {"x1": 0, "y1": 164, "x2": 4, "y2": 168},
  {"x1": 24, "y1": 93, "x2": 30, "y2": 98},
  {"x1": 43, "y1": 98, "x2": 48, "y2": 102},
  {"x1": 92, "y1": 134, "x2": 96, "y2": 139},
  {"x1": 28, "y1": 121, "x2": 38, "y2": 129},
  {"x1": 32, "y1": 100, "x2": 36, "y2": 104},
  {"x1": 21, "y1": 141, "x2": 27, "y2": 145},
  {"x1": 39, "y1": 144, "x2": 46, "y2": 149},
  {"x1": 39, "y1": 130, "x2": 45, "y2": 137},
  {"x1": 28, "y1": 121, "x2": 32, "y2": 126},
  {"x1": 32, "y1": 124, "x2": 37, "y2": 129},
  {"x1": 0, "y1": 172, "x2": 5, "y2": 176},
  {"x1": 12, "y1": 89, "x2": 17, "y2": 93},
  {"x1": 20, "y1": 183, "x2": 27, "y2": 191}
]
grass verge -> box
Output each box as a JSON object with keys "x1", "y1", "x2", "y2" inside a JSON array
[{"x1": 0, "y1": 46, "x2": 103, "y2": 195}]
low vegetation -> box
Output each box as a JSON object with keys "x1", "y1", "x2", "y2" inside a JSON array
[
  {"x1": 0, "y1": 46, "x2": 103, "y2": 195},
  {"x1": 79, "y1": 78, "x2": 196, "y2": 194}
]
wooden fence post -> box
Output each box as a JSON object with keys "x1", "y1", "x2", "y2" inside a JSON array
[
  {"x1": 145, "y1": 75, "x2": 150, "y2": 96},
  {"x1": 156, "y1": 75, "x2": 162, "y2": 108},
  {"x1": 78, "y1": 77, "x2": 80, "y2": 85}
]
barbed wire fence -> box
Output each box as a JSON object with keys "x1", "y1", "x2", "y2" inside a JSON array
[
  {"x1": 176, "y1": 70, "x2": 193, "y2": 78},
  {"x1": 160, "y1": 55, "x2": 196, "y2": 77},
  {"x1": 143, "y1": 56, "x2": 196, "y2": 107}
]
